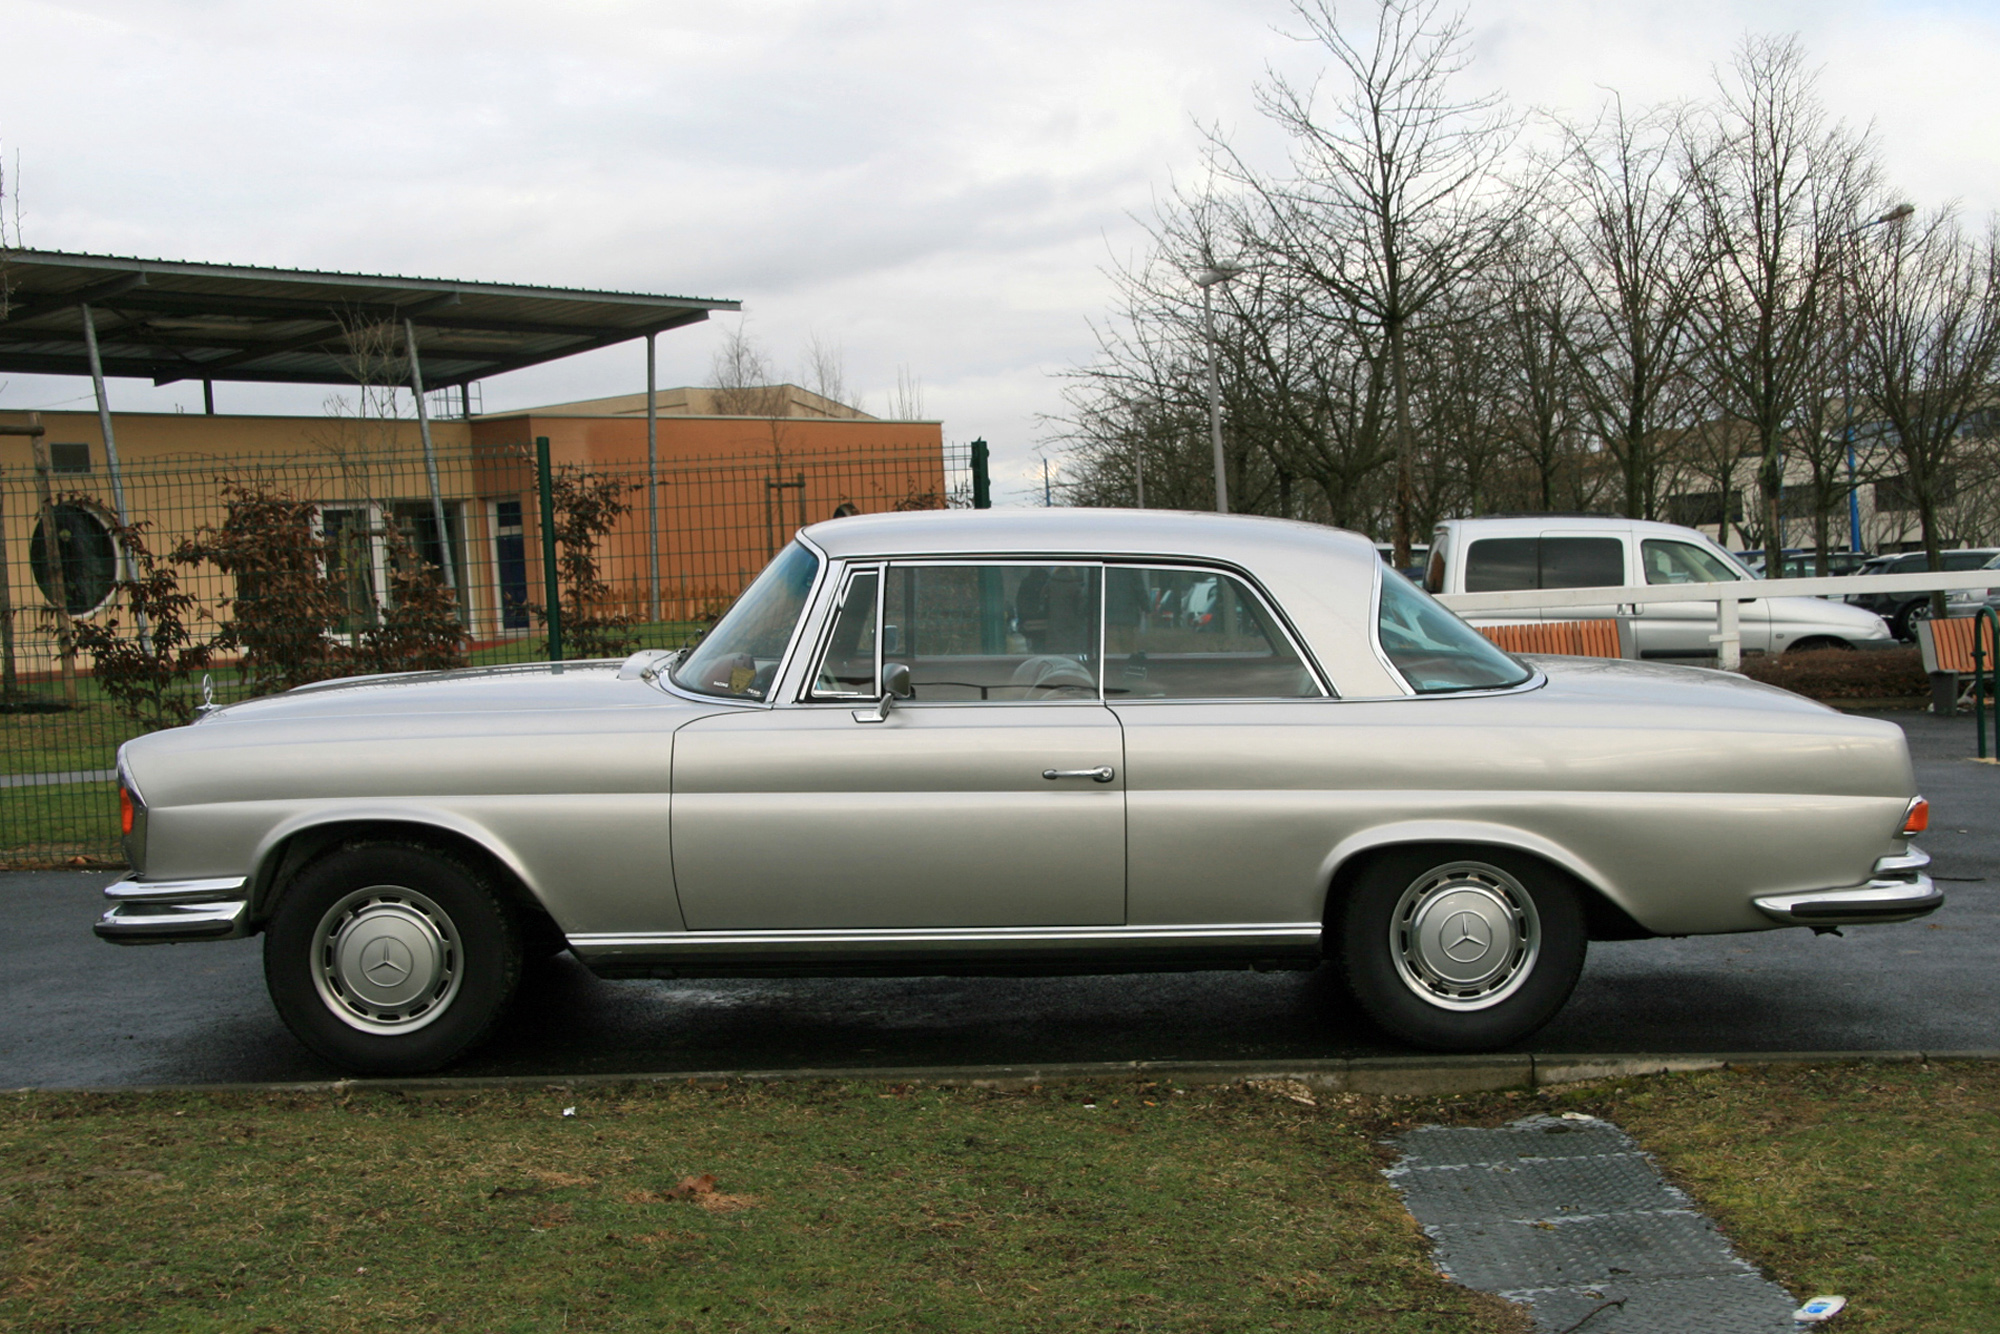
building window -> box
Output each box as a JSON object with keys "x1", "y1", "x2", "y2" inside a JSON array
[
  {"x1": 1666, "y1": 490, "x2": 1741, "y2": 529},
  {"x1": 1875, "y1": 474, "x2": 1956, "y2": 513},
  {"x1": 31, "y1": 503, "x2": 119, "y2": 613},
  {"x1": 49, "y1": 443, "x2": 93, "y2": 474}
]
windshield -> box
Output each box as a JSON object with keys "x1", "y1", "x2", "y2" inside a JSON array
[
  {"x1": 1376, "y1": 571, "x2": 1533, "y2": 694},
  {"x1": 671, "y1": 542, "x2": 821, "y2": 700},
  {"x1": 1641, "y1": 538, "x2": 1745, "y2": 584}
]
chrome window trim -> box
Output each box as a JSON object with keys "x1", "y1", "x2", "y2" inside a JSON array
[{"x1": 801, "y1": 562, "x2": 885, "y2": 703}]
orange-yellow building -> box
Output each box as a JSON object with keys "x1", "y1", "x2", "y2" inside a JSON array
[{"x1": 0, "y1": 389, "x2": 947, "y2": 681}]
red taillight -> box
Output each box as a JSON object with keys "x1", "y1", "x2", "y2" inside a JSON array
[
  {"x1": 1901, "y1": 797, "x2": 1928, "y2": 837},
  {"x1": 120, "y1": 786, "x2": 134, "y2": 836}
]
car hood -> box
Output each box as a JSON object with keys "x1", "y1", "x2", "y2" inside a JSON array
[
  {"x1": 121, "y1": 660, "x2": 735, "y2": 806},
  {"x1": 195, "y1": 659, "x2": 691, "y2": 724}
]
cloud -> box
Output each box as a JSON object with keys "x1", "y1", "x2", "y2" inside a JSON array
[{"x1": 3, "y1": 0, "x2": 1995, "y2": 496}]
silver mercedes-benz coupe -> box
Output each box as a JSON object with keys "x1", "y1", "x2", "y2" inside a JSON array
[{"x1": 98, "y1": 509, "x2": 1940, "y2": 1073}]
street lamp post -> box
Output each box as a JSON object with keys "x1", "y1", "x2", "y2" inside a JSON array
[
  {"x1": 1192, "y1": 263, "x2": 1244, "y2": 513},
  {"x1": 1842, "y1": 203, "x2": 1916, "y2": 555}
]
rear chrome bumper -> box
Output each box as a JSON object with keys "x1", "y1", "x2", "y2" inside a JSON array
[
  {"x1": 94, "y1": 876, "x2": 251, "y2": 944},
  {"x1": 1752, "y1": 848, "x2": 1942, "y2": 926}
]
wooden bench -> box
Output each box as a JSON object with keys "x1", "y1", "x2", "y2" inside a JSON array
[
  {"x1": 1915, "y1": 614, "x2": 1999, "y2": 674},
  {"x1": 1476, "y1": 619, "x2": 1634, "y2": 659}
]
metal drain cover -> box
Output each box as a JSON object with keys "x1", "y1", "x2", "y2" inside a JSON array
[{"x1": 1386, "y1": 1115, "x2": 1800, "y2": 1332}]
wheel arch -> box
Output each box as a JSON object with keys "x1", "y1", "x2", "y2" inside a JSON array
[
  {"x1": 246, "y1": 811, "x2": 555, "y2": 937},
  {"x1": 1318, "y1": 823, "x2": 1653, "y2": 943}
]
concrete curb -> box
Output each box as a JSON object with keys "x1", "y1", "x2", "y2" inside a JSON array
[{"x1": 13, "y1": 1050, "x2": 2000, "y2": 1100}]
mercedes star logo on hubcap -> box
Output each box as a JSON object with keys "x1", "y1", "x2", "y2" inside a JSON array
[
  {"x1": 1441, "y1": 910, "x2": 1493, "y2": 963},
  {"x1": 362, "y1": 937, "x2": 413, "y2": 985}
]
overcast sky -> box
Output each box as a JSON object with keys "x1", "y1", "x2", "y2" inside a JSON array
[{"x1": 3, "y1": 0, "x2": 1995, "y2": 503}]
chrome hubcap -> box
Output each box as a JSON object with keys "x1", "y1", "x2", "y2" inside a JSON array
[
  {"x1": 312, "y1": 885, "x2": 460, "y2": 1034},
  {"x1": 1390, "y1": 863, "x2": 1539, "y2": 1011}
]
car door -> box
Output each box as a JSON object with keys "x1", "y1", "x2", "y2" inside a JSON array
[
  {"x1": 1102, "y1": 564, "x2": 1331, "y2": 928},
  {"x1": 1632, "y1": 537, "x2": 1773, "y2": 659},
  {"x1": 670, "y1": 561, "x2": 1127, "y2": 930},
  {"x1": 1535, "y1": 531, "x2": 1628, "y2": 625}
]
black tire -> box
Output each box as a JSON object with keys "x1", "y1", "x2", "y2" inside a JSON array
[
  {"x1": 1335, "y1": 846, "x2": 1586, "y2": 1052},
  {"x1": 1893, "y1": 599, "x2": 1928, "y2": 642},
  {"x1": 263, "y1": 842, "x2": 523, "y2": 1075}
]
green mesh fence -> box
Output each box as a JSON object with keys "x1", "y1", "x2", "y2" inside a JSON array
[{"x1": 0, "y1": 435, "x2": 968, "y2": 866}]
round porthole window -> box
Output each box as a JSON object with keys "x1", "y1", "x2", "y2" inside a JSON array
[{"x1": 30, "y1": 503, "x2": 119, "y2": 614}]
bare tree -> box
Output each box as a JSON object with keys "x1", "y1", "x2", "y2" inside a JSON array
[
  {"x1": 1545, "y1": 98, "x2": 1708, "y2": 519},
  {"x1": 708, "y1": 323, "x2": 785, "y2": 415},
  {"x1": 800, "y1": 331, "x2": 851, "y2": 410},
  {"x1": 0, "y1": 140, "x2": 24, "y2": 319},
  {"x1": 1222, "y1": 0, "x2": 1518, "y2": 563},
  {"x1": 1687, "y1": 35, "x2": 1877, "y2": 579},
  {"x1": 889, "y1": 365, "x2": 926, "y2": 420},
  {"x1": 1854, "y1": 208, "x2": 2000, "y2": 614}
]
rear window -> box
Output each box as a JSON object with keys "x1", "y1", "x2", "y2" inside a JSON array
[
  {"x1": 1463, "y1": 536, "x2": 1625, "y2": 592},
  {"x1": 1377, "y1": 572, "x2": 1533, "y2": 694}
]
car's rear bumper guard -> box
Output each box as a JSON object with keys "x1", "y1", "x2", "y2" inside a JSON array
[
  {"x1": 1752, "y1": 847, "x2": 1941, "y2": 926},
  {"x1": 94, "y1": 876, "x2": 251, "y2": 944}
]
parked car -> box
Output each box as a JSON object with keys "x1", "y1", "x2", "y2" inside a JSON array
[
  {"x1": 1427, "y1": 516, "x2": 1894, "y2": 658},
  {"x1": 1734, "y1": 549, "x2": 1873, "y2": 579},
  {"x1": 99, "y1": 510, "x2": 1938, "y2": 1074},
  {"x1": 1846, "y1": 549, "x2": 2000, "y2": 640}
]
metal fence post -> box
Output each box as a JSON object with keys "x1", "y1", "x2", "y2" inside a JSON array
[
  {"x1": 971, "y1": 438, "x2": 991, "y2": 510},
  {"x1": 1975, "y1": 607, "x2": 1998, "y2": 761},
  {"x1": 536, "y1": 436, "x2": 563, "y2": 664}
]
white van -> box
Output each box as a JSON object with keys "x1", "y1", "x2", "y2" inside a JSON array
[{"x1": 1425, "y1": 516, "x2": 1895, "y2": 658}]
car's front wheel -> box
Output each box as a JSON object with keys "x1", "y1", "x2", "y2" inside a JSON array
[
  {"x1": 264, "y1": 842, "x2": 523, "y2": 1075},
  {"x1": 1336, "y1": 847, "x2": 1585, "y2": 1051}
]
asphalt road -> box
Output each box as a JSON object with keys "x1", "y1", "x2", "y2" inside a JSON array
[{"x1": 6, "y1": 710, "x2": 1995, "y2": 1088}]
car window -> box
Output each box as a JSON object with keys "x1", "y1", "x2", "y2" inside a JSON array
[
  {"x1": 672, "y1": 541, "x2": 821, "y2": 700},
  {"x1": 1103, "y1": 567, "x2": 1320, "y2": 699},
  {"x1": 1377, "y1": 571, "x2": 1533, "y2": 694},
  {"x1": 1540, "y1": 537, "x2": 1626, "y2": 588},
  {"x1": 882, "y1": 564, "x2": 1101, "y2": 702},
  {"x1": 808, "y1": 567, "x2": 880, "y2": 699},
  {"x1": 1641, "y1": 539, "x2": 1741, "y2": 585},
  {"x1": 1464, "y1": 538, "x2": 1538, "y2": 592},
  {"x1": 1944, "y1": 551, "x2": 1992, "y2": 571}
]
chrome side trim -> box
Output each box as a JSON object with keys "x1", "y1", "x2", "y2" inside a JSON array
[
  {"x1": 1752, "y1": 846, "x2": 1942, "y2": 925},
  {"x1": 96, "y1": 898, "x2": 250, "y2": 944},
  {"x1": 103, "y1": 875, "x2": 248, "y2": 904},
  {"x1": 571, "y1": 922, "x2": 1322, "y2": 958}
]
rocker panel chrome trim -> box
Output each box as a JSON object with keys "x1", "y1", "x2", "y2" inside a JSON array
[{"x1": 570, "y1": 922, "x2": 1323, "y2": 959}]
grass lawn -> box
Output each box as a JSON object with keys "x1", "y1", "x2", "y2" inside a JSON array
[
  {"x1": 4, "y1": 1063, "x2": 1992, "y2": 1332},
  {"x1": 1372, "y1": 1060, "x2": 2000, "y2": 1334},
  {"x1": 0, "y1": 1079, "x2": 1523, "y2": 1334},
  {"x1": 0, "y1": 780, "x2": 120, "y2": 865}
]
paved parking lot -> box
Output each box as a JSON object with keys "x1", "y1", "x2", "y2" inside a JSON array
[{"x1": 5, "y1": 710, "x2": 1994, "y2": 1088}]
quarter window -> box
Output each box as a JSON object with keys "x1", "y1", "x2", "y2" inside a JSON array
[
  {"x1": 1465, "y1": 536, "x2": 1626, "y2": 591},
  {"x1": 1103, "y1": 566, "x2": 1320, "y2": 699},
  {"x1": 809, "y1": 567, "x2": 881, "y2": 699}
]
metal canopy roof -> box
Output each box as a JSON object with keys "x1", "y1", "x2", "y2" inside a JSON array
[{"x1": 0, "y1": 250, "x2": 739, "y2": 389}]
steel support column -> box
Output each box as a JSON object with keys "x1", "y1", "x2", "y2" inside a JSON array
[
  {"x1": 404, "y1": 318, "x2": 459, "y2": 604},
  {"x1": 80, "y1": 303, "x2": 148, "y2": 648},
  {"x1": 646, "y1": 332, "x2": 660, "y2": 624}
]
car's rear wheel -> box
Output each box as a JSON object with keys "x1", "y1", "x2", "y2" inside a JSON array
[
  {"x1": 1336, "y1": 847, "x2": 1585, "y2": 1051},
  {"x1": 264, "y1": 843, "x2": 523, "y2": 1075},
  {"x1": 1787, "y1": 636, "x2": 1853, "y2": 653}
]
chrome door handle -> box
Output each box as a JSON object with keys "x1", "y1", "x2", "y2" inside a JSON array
[{"x1": 1043, "y1": 766, "x2": 1115, "y2": 783}]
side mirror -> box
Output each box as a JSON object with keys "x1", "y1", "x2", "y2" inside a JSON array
[{"x1": 854, "y1": 662, "x2": 914, "y2": 723}]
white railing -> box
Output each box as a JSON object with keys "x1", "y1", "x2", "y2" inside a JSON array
[{"x1": 1436, "y1": 570, "x2": 1998, "y2": 670}]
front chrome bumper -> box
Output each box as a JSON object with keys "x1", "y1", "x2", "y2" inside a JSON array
[
  {"x1": 94, "y1": 876, "x2": 251, "y2": 944},
  {"x1": 1752, "y1": 847, "x2": 1942, "y2": 926}
]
